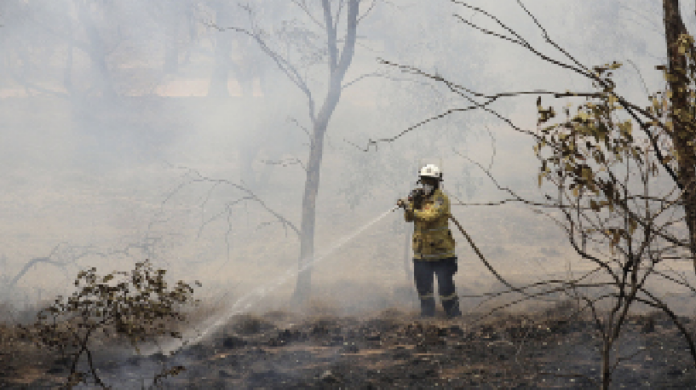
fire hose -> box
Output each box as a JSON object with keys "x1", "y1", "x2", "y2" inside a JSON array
[{"x1": 447, "y1": 214, "x2": 522, "y2": 294}]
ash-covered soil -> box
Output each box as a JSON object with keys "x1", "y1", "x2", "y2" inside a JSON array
[{"x1": 2, "y1": 308, "x2": 696, "y2": 389}]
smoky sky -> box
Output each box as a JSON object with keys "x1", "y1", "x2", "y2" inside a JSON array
[{"x1": 0, "y1": 0, "x2": 692, "y2": 310}]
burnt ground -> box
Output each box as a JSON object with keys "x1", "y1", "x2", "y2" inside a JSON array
[{"x1": 2, "y1": 307, "x2": 696, "y2": 389}]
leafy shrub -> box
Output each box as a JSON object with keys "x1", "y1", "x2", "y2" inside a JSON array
[{"x1": 29, "y1": 260, "x2": 200, "y2": 388}]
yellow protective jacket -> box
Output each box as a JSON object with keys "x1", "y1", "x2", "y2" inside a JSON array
[{"x1": 404, "y1": 188, "x2": 456, "y2": 261}]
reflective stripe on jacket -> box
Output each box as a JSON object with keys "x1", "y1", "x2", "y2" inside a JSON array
[{"x1": 404, "y1": 189, "x2": 456, "y2": 261}]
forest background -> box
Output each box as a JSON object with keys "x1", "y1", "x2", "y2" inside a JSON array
[{"x1": 1, "y1": 0, "x2": 690, "y2": 316}]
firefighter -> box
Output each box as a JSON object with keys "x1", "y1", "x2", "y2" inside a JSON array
[{"x1": 397, "y1": 164, "x2": 462, "y2": 318}]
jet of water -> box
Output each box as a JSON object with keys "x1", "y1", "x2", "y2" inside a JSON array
[{"x1": 153, "y1": 207, "x2": 396, "y2": 355}]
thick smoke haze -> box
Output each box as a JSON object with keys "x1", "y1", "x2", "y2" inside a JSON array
[{"x1": 1, "y1": 0, "x2": 693, "y2": 316}]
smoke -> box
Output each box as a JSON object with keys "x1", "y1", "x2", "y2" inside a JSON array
[
  {"x1": 149, "y1": 208, "x2": 395, "y2": 356},
  {"x1": 3, "y1": 5, "x2": 695, "y2": 389}
]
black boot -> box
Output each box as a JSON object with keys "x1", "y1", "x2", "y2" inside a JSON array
[
  {"x1": 420, "y1": 296, "x2": 435, "y2": 318},
  {"x1": 443, "y1": 297, "x2": 461, "y2": 318}
]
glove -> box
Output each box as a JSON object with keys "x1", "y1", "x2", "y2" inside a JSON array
[
  {"x1": 409, "y1": 188, "x2": 425, "y2": 210},
  {"x1": 396, "y1": 199, "x2": 408, "y2": 209}
]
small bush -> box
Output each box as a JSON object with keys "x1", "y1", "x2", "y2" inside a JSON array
[{"x1": 27, "y1": 260, "x2": 200, "y2": 389}]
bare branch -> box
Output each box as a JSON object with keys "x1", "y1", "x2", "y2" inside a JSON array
[
  {"x1": 514, "y1": 0, "x2": 591, "y2": 75},
  {"x1": 357, "y1": 0, "x2": 378, "y2": 24},
  {"x1": 205, "y1": 7, "x2": 318, "y2": 121},
  {"x1": 7, "y1": 257, "x2": 67, "y2": 289},
  {"x1": 291, "y1": 0, "x2": 326, "y2": 29},
  {"x1": 322, "y1": 0, "x2": 339, "y2": 72},
  {"x1": 450, "y1": 1, "x2": 593, "y2": 79},
  {"x1": 341, "y1": 70, "x2": 389, "y2": 90},
  {"x1": 163, "y1": 163, "x2": 301, "y2": 239},
  {"x1": 261, "y1": 158, "x2": 308, "y2": 172},
  {"x1": 334, "y1": 0, "x2": 360, "y2": 81}
]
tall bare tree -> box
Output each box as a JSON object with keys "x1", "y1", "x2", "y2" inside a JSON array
[
  {"x1": 216, "y1": 0, "x2": 366, "y2": 305},
  {"x1": 292, "y1": 0, "x2": 360, "y2": 304}
]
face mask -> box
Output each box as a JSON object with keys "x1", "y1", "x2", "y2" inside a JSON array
[{"x1": 422, "y1": 183, "x2": 434, "y2": 196}]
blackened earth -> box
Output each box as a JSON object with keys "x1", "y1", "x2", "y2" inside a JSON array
[{"x1": 2, "y1": 309, "x2": 696, "y2": 389}]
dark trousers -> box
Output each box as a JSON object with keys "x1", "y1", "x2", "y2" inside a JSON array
[{"x1": 413, "y1": 258, "x2": 461, "y2": 317}]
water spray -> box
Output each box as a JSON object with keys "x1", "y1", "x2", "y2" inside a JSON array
[{"x1": 153, "y1": 207, "x2": 395, "y2": 356}]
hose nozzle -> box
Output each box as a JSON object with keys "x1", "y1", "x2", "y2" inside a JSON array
[{"x1": 395, "y1": 198, "x2": 408, "y2": 211}]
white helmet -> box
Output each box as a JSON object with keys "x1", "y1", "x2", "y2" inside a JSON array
[{"x1": 419, "y1": 164, "x2": 442, "y2": 180}]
